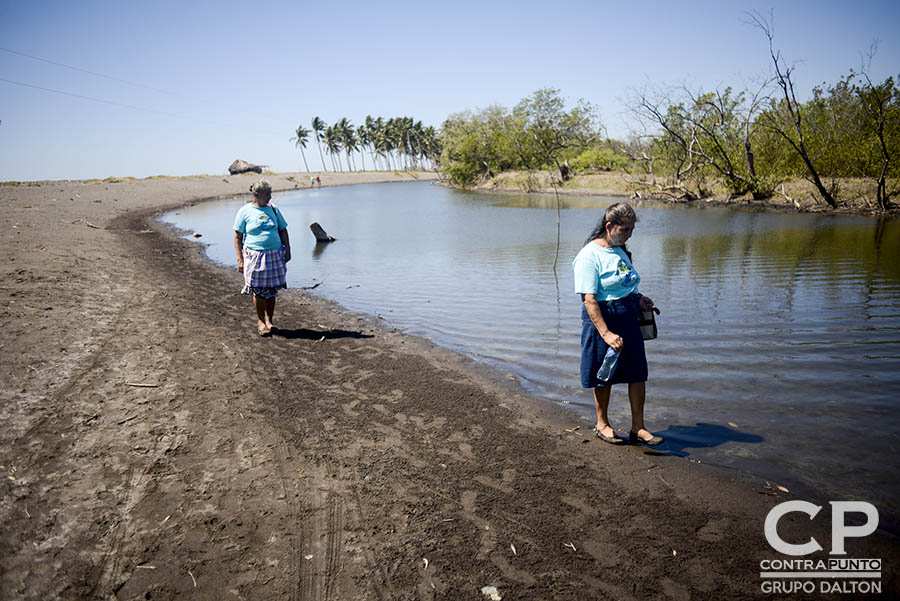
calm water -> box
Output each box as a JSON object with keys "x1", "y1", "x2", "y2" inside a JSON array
[{"x1": 162, "y1": 181, "x2": 900, "y2": 525}]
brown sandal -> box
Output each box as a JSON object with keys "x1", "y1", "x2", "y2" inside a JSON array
[{"x1": 629, "y1": 431, "x2": 664, "y2": 446}]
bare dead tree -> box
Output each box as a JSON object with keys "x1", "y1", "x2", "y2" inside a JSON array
[
  {"x1": 679, "y1": 82, "x2": 776, "y2": 199},
  {"x1": 618, "y1": 146, "x2": 701, "y2": 201},
  {"x1": 626, "y1": 88, "x2": 703, "y2": 200},
  {"x1": 639, "y1": 94, "x2": 697, "y2": 180},
  {"x1": 743, "y1": 78, "x2": 774, "y2": 185},
  {"x1": 683, "y1": 87, "x2": 750, "y2": 195},
  {"x1": 750, "y1": 10, "x2": 837, "y2": 207},
  {"x1": 778, "y1": 183, "x2": 802, "y2": 210},
  {"x1": 611, "y1": 123, "x2": 687, "y2": 201},
  {"x1": 854, "y1": 44, "x2": 898, "y2": 210}
]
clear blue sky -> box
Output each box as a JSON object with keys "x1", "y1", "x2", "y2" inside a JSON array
[{"x1": 1, "y1": 0, "x2": 898, "y2": 181}]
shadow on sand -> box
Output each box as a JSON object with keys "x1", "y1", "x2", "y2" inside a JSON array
[
  {"x1": 636, "y1": 422, "x2": 765, "y2": 457},
  {"x1": 271, "y1": 327, "x2": 374, "y2": 341}
]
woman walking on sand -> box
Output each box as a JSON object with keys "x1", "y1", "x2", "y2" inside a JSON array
[
  {"x1": 572, "y1": 203, "x2": 663, "y2": 446},
  {"x1": 233, "y1": 180, "x2": 291, "y2": 336}
]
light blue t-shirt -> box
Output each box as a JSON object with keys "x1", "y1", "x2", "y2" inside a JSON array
[
  {"x1": 233, "y1": 204, "x2": 288, "y2": 250},
  {"x1": 572, "y1": 242, "x2": 640, "y2": 300}
]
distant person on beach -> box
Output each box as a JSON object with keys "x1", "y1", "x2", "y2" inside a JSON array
[
  {"x1": 233, "y1": 179, "x2": 291, "y2": 336},
  {"x1": 572, "y1": 202, "x2": 663, "y2": 446},
  {"x1": 310, "y1": 176, "x2": 315, "y2": 186},
  {"x1": 316, "y1": 175, "x2": 321, "y2": 186}
]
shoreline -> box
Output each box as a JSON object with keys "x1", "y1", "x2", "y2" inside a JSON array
[
  {"x1": 468, "y1": 170, "x2": 900, "y2": 218},
  {"x1": 2, "y1": 172, "x2": 897, "y2": 599}
]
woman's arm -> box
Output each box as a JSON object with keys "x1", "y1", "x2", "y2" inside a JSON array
[
  {"x1": 234, "y1": 231, "x2": 244, "y2": 273},
  {"x1": 583, "y1": 293, "x2": 624, "y2": 351},
  {"x1": 278, "y1": 228, "x2": 291, "y2": 263}
]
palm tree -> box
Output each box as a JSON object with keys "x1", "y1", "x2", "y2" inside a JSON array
[
  {"x1": 311, "y1": 116, "x2": 328, "y2": 172},
  {"x1": 402, "y1": 117, "x2": 415, "y2": 169},
  {"x1": 323, "y1": 125, "x2": 343, "y2": 171},
  {"x1": 357, "y1": 119, "x2": 370, "y2": 171},
  {"x1": 337, "y1": 118, "x2": 356, "y2": 171},
  {"x1": 395, "y1": 117, "x2": 414, "y2": 170},
  {"x1": 384, "y1": 118, "x2": 400, "y2": 170},
  {"x1": 372, "y1": 117, "x2": 387, "y2": 170},
  {"x1": 409, "y1": 119, "x2": 425, "y2": 169},
  {"x1": 421, "y1": 125, "x2": 440, "y2": 170},
  {"x1": 362, "y1": 115, "x2": 377, "y2": 170},
  {"x1": 290, "y1": 125, "x2": 311, "y2": 172}
]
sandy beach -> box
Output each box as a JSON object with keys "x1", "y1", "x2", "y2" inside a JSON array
[{"x1": 1, "y1": 171, "x2": 897, "y2": 600}]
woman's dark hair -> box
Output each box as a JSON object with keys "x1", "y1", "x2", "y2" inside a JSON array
[
  {"x1": 250, "y1": 179, "x2": 272, "y2": 197},
  {"x1": 585, "y1": 202, "x2": 637, "y2": 258}
]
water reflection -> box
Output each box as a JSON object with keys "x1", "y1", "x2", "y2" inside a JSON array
[
  {"x1": 661, "y1": 215, "x2": 900, "y2": 281},
  {"x1": 312, "y1": 241, "x2": 332, "y2": 260}
]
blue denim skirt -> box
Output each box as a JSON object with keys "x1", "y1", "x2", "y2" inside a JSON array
[{"x1": 580, "y1": 293, "x2": 648, "y2": 388}]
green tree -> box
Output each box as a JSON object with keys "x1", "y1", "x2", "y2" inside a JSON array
[
  {"x1": 513, "y1": 88, "x2": 599, "y2": 181},
  {"x1": 569, "y1": 146, "x2": 629, "y2": 172},
  {"x1": 439, "y1": 106, "x2": 519, "y2": 185}
]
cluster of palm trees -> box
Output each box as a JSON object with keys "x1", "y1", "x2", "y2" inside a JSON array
[{"x1": 290, "y1": 116, "x2": 440, "y2": 173}]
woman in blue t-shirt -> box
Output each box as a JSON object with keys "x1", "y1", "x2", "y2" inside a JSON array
[
  {"x1": 572, "y1": 203, "x2": 663, "y2": 446},
  {"x1": 233, "y1": 180, "x2": 291, "y2": 336}
]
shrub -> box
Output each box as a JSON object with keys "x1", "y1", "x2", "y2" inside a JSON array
[{"x1": 570, "y1": 147, "x2": 628, "y2": 172}]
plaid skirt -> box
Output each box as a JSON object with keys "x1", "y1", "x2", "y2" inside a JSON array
[{"x1": 242, "y1": 246, "x2": 287, "y2": 297}]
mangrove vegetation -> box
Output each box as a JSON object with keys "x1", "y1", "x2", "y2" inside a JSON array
[{"x1": 292, "y1": 16, "x2": 898, "y2": 212}]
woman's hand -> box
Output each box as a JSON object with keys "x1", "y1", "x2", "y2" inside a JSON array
[
  {"x1": 639, "y1": 295, "x2": 660, "y2": 314},
  {"x1": 583, "y1": 294, "x2": 624, "y2": 351},
  {"x1": 237, "y1": 259, "x2": 244, "y2": 274},
  {"x1": 283, "y1": 246, "x2": 291, "y2": 263},
  {"x1": 602, "y1": 330, "x2": 624, "y2": 352}
]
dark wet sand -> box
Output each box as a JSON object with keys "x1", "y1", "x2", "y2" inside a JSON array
[{"x1": 1, "y1": 172, "x2": 897, "y2": 599}]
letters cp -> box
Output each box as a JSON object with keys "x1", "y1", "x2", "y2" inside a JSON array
[{"x1": 764, "y1": 501, "x2": 879, "y2": 556}]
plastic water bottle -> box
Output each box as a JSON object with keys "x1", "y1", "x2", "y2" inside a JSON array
[{"x1": 596, "y1": 347, "x2": 619, "y2": 383}]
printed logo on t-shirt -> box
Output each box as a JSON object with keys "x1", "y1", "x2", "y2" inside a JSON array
[
  {"x1": 616, "y1": 260, "x2": 638, "y2": 286},
  {"x1": 256, "y1": 213, "x2": 275, "y2": 230}
]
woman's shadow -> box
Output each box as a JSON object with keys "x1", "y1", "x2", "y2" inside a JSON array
[
  {"x1": 638, "y1": 422, "x2": 764, "y2": 457},
  {"x1": 271, "y1": 327, "x2": 374, "y2": 341}
]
